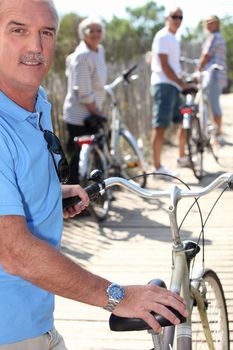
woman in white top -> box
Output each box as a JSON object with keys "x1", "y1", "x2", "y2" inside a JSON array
[{"x1": 63, "y1": 17, "x2": 107, "y2": 183}]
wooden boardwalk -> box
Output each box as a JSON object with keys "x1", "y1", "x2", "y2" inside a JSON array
[{"x1": 55, "y1": 94, "x2": 233, "y2": 349}]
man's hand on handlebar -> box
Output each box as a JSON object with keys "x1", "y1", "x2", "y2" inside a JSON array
[
  {"x1": 62, "y1": 184, "x2": 89, "y2": 219},
  {"x1": 114, "y1": 284, "x2": 189, "y2": 333}
]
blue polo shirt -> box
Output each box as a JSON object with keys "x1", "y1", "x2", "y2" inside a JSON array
[{"x1": 0, "y1": 88, "x2": 63, "y2": 344}]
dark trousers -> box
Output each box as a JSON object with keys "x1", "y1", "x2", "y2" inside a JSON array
[{"x1": 65, "y1": 123, "x2": 91, "y2": 184}]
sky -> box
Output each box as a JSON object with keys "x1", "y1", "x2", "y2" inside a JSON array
[{"x1": 54, "y1": 0, "x2": 233, "y2": 34}]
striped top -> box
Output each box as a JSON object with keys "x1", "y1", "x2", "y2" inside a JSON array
[
  {"x1": 63, "y1": 40, "x2": 107, "y2": 126},
  {"x1": 202, "y1": 31, "x2": 227, "y2": 88}
]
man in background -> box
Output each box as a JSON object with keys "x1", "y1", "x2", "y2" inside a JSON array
[{"x1": 150, "y1": 6, "x2": 190, "y2": 177}]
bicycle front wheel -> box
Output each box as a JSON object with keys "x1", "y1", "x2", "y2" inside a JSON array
[
  {"x1": 84, "y1": 146, "x2": 110, "y2": 222},
  {"x1": 187, "y1": 115, "x2": 204, "y2": 180},
  {"x1": 191, "y1": 269, "x2": 229, "y2": 349},
  {"x1": 118, "y1": 133, "x2": 147, "y2": 188}
]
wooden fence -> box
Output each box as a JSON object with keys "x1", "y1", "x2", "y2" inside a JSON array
[{"x1": 45, "y1": 59, "x2": 153, "y2": 148}]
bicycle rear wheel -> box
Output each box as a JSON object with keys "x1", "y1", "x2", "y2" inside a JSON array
[
  {"x1": 187, "y1": 115, "x2": 204, "y2": 180},
  {"x1": 84, "y1": 146, "x2": 110, "y2": 222},
  {"x1": 191, "y1": 269, "x2": 229, "y2": 349},
  {"x1": 118, "y1": 133, "x2": 147, "y2": 188}
]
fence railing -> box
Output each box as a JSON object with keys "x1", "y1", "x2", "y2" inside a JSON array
[{"x1": 44, "y1": 59, "x2": 152, "y2": 148}]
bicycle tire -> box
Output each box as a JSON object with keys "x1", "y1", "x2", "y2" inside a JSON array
[
  {"x1": 118, "y1": 133, "x2": 147, "y2": 188},
  {"x1": 187, "y1": 115, "x2": 204, "y2": 180},
  {"x1": 191, "y1": 269, "x2": 229, "y2": 349},
  {"x1": 82, "y1": 146, "x2": 110, "y2": 222}
]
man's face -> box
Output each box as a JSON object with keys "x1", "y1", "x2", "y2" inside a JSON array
[
  {"x1": 0, "y1": 0, "x2": 57, "y2": 95},
  {"x1": 167, "y1": 10, "x2": 183, "y2": 34},
  {"x1": 205, "y1": 21, "x2": 218, "y2": 33}
]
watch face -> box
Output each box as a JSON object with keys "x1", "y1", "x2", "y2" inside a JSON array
[{"x1": 107, "y1": 283, "x2": 125, "y2": 301}]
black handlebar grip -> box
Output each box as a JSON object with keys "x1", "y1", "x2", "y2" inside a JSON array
[
  {"x1": 123, "y1": 64, "x2": 137, "y2": 82},
  {"x1": 62, "y1": 182, "x2": 103, "y2": 210},
  {"x1": 62, "y1": 195, "x2": 81, "y2": 210}
]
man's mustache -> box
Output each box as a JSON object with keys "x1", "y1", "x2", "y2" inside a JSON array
[{"x1": 20, "y1": 53, "x2": 47, "y2": 65}]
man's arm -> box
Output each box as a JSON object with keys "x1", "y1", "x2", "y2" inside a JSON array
[
  {"x1": 0, "y1": 215, "x2": 109, "y2": 305},
  {"x1": 83, "y1": 101, "x2": 102, "y2": 116},
  {"x1": 74, "y1": 56, "x2": 103, "y2": 116},
  {"x1": 197, "y1": 52, "x2": 211, "y2": 71},
  {"x1": 159, "y1": 54, "x2": 186, "y2": 89},
  {"x1": 0, "y1": 214, "x2": 188, "y2": 332}
]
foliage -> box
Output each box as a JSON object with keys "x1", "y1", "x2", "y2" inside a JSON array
[
  {"x1": 52, "y1": 3, "x2": 233, "y2": 88},
  {"x1": 53, "y1": 1, "x2": 165, "y2": 70},
  {"x1": 221, "y1": 17, "x2": 233, "y2": 82},
  {"x1": 104, "y1": 1, "x2": 165, "y2": 62},
  {"x1": 53, "y1": 13, "x2": 83, "y2": 74}
]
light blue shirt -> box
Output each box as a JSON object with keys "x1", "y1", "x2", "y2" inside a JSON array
[{"x1": 0, "y1": 88, "x2": 63, "y2": 344}]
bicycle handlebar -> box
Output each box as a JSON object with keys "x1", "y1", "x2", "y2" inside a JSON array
[
  {"x1": 63, "y1": 172, "x2": 233, "y2": 210},
  {"x1": 62, "y1": 182, "x2": 105, "y2": 210},
  {"x1": 104, "y1": 65, "x2": 138, "y2": 92},
  {"x1": 122, "y1": 64, "x2": 137, "y2": 83}
]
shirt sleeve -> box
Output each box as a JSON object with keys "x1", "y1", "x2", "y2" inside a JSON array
[
  {"x1": 155, "y1": 35, "x2": 170, "y2": 55},
  {"x1": 72, "y1": 54, "x2": 95, "y2": 104},
  {"x1": 0, "y1": 132, "x2": 25, "y2": 216}
]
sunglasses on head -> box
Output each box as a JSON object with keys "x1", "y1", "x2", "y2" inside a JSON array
[
  {"x1": 38, "y1": 113, "x2": 70, "y2": 184},
  {"x1": 171, "y1": 15, "x2": 183, "y2": 20}
]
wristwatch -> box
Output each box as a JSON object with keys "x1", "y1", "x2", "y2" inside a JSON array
[{"x1": 103, "y1": 283, "x2": 125, "y2": 312}]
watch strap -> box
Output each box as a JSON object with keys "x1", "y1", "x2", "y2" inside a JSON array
[{"x1": 103, "y1": 298, "x2": 120, "y2": 312}]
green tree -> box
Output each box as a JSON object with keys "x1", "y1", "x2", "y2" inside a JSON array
[
  {"x1": 53, "y1": 13, "x2": 83, "y2": 74},
  {"x1": 104, "y1": 17, "x2": 139, "y2": 62},
  {"x1": 104, "y1": 1, "x2": 165, "y2": 63},
  {"x1": 126, "y1": 1, "x2": 165, "y2": 46},
  {"x1": 221, "y1": 17, "x2": 233, "y2": 84}
]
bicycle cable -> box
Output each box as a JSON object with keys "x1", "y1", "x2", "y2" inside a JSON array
[{"x1": 128, "y1": 172, "x2": 229, "y2": 272}]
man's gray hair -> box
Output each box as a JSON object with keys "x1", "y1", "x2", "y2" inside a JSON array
[
  {"x1": 164, "y1": 5, "x2": 183, "y2": 18},
  {"x1": 42, "y1": 0, "x2": 60, "y2": 30},
  {"x1": 78, "y1": 17, "x2": 105, "y2": 40},
  {"x1": 0, "y1": 0, "x2": 60, "y2": 31}
]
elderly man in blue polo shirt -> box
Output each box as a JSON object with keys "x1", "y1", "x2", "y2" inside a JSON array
[{"x1": 0, "y1": 0, "x2": 188, "y2": 349}]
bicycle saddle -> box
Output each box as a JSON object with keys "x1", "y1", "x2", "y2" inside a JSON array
[
  {"x1": 182, "y1": 86, "x2": 198, "y2": 95},
  {"x1": 84, "y1": 114, "x2": 107, "y2": 129},
  {"x1": 109, "y1": 279, "x2": 186, "y2": 332}
]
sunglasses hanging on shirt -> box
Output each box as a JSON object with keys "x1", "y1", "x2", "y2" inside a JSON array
[{"x1": 38, "y1": 112, "x2": 70, "y2": 184}]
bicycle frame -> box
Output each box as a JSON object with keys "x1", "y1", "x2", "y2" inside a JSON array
[
  {"x1": 181, "y1": 58, "x2": 223, "y2": 143},
  {"x1": 104, "y1": 70, "x2": 146, "y2": 171},
  {"x1": 194, "y1": 64, "x2": 223, "y2": 141},
  {"x1": 78, "y1": 135, "x2": 109, "y2": 179}
]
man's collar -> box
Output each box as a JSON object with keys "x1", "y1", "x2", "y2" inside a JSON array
[{"x1": 0, "y1": 88, "x2": 50, "y2": 122}]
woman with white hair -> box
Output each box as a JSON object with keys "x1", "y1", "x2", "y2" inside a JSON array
[{"x1": 63, "y1": 17, "x2": 107, "y2": 184}]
